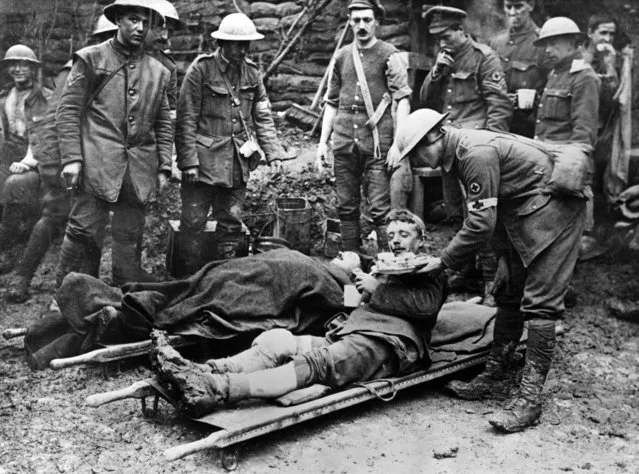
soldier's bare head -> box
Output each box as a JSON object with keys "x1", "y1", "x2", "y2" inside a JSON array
[
  {"x1": 503, "y1": 0, "x2": 534, "y2": 31},
  {"x1": 587, "y1": 13, "x2": 617, "y2": 48},
  {"x1": 330, "y1": 251, "x2": 362, "y2": 274},
  {"x1": 386, "y1": 209, "x2": 426, "y2": 255}
]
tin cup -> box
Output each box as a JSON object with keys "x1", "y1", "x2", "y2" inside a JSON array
[{"x1": 517, "y1": 88, "x2": 536, "y2": 110}]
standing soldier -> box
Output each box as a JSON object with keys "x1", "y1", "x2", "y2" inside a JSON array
[
  {"x1": 420, "y1": 6, "x2": 513, "y2": 305},
  {"x1": 395, "y1": 108, "x2": 587, "y2": 433},
  {"x1": 490, "y1": 0, "x2": 547, "y2": 137},
  {"x1": 532, "y1": 17, "x2": 599, "y2": 255},
  {"x1": 0, "y1": 45, "x2": 49, "y2": 280},
  {"x1": 144, "y1": 0, "x2": 182, "y2": 119},
  {"x1": 176, "y1": 12, "x2": 291, "y2": 259},
  {"x1": 316, "y1": 0, "x2": 411, "y2": 252},
  {"x1": 55, "y1": 0, "x2": 174, "y2": 287}
]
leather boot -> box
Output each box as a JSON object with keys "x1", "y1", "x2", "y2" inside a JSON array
[
  {"x1": 112, "y1": 238, "x2": 158, "y2": 286},
  {"x1": 446, "y1": 309, "x2": 524, "y2": 400},
  {"x1": 0, "y1": 204, "x2": 23, "y2": 274},
  {"x1": 376, "y1": 224, "x2": 388, "y2": 253},
  {"x1": 55, "y1": 234, "x2": 91, "y2": 288},
  {"x1": 489, "y1": 318, "x2": 555, "y2": 433},
  {"x1": 6, "y1": 217, "x2": 57, "y2": 303},
  {"x1": 340, "y1": 220, "x2": 360, "y2": 252}
]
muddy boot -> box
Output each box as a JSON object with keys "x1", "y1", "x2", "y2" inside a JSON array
[
  {"x1": 7, "y1": 217, "x2": 58, "y2": 303},
  {"x1": 489, "y1": 319, "x2": 555, "y2": 433},
  {"x1": 55, "y1": 234, "x2": 91, "y2": 288},
  {"x1": 150, "y1": 330, "x2": 229, "y2": 418},
  {"x1": 340, "y1": 220, "x2": 360, "y2": 252},
  {"x1": 446, "y1": 309, "x2": 523, "y2": 400},
  {"x1": 0, "y1": 204, "x2": 24, "y2": 274},
  {"x1": 79, "y1": 242, "x2": 102, "y2": 278},
  {"x1": 112, "y1": 239, "x2": 158, "y2": 286},
  {"x1": 605, "y1": 297, "x2": 639, "y2": 323},
  {"x1": 376, "y1": 224, "x2": 388, "y2": 253}
]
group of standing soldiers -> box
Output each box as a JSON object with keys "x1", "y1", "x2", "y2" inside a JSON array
[{"x1": 0, "y1": 0, "x2": 630, "y2": 433}]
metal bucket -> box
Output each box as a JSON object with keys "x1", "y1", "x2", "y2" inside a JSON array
[{"x1": 274, "y1": 198, "x2": 312, "y2": 254}]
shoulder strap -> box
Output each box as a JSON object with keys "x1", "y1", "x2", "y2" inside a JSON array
[
  {"x1": 351, "y1": 44, "x2": 391, "y2": 160},
  {"x1": 85, "y1": 59, "x2": 129, "y2": 109}
]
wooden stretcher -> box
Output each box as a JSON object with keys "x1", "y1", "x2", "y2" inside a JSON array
[{"x1": 85, "y1": 344, "x2": 524, "y2": 470}]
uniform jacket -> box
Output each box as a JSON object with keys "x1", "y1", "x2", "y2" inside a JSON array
[
  {"x1": 490, "y1": 21, "x2": 547, "y2": 93},
  {"x1": 332, "y1": 269, "x2": 446, "y2": 365},
  {"x1": 420, "y1": 37, "x2": 513, "y2": 131},
  {"x1": 439, "y1": 127, "x2": 585, "y2": 270},
  {"x1": 175, "y1": 49, "x2": 287, "y2": 188},
  {"x1": 56, "y1": 39, "x2": 174, "y2": 204},
  {"x1": 534, "y1": 52, "x2": 600, "y2": 150},
  {"x1": 0, "y1": 82, "x2": 50, "y2": 162},
  {"x1": 326, "y1": 39, "x2": 411, "y2": 157}
]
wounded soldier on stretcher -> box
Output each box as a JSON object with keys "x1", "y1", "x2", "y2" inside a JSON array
[{"x1": 149, "y1": 209, "x2": 447, "y2": 418}]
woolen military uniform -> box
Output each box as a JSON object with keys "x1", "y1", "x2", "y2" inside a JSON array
[
  {"x1": 433, "y1": 127, "x2": 586, "y2": 318},
  {"x1": 55, "y1": 37, "x2": 173, "y2": 286},
  {"x1": 490, "y1": 20, "x2": 547, "y2": 137},
  {"x1": 176, "y1": 49, "x2": 287, "y2": 232},
  {"x1": 534, "y1": 52, "x2": 600, "y2": 150},
  {"x1": 420, "y1": 38, "x2": 513, "y2": 131},
  {"x1": 327, "y1": 40, "x2": 411, "y2": 231}
]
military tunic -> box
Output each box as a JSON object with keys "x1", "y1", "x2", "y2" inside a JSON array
[
  {"x1": 420, "y1": 37, "x2": 513, "y2": 131},
  {"x1": 534, "y1": 52, "x2": 600, "y2": 151},
  {"x1": 176, "y1": 49, "x2": 288, "y2": 232},
  {"x1": 415, "y1": 127, "x2": 586, "y2": 319},
  {"x1": 490, "y1": 21, "x2": 547, "y2": 137}
]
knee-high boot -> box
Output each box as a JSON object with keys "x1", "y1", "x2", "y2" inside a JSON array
[
  {"x1": 446, "y1": 308, "x2": 524, "y2": 400},
  {"x1": 55, "y1": 234, "x2": 92, "y2": 288},
  {"x1": 0, "y1": 204, "x2": 24, "y2": 273},
  {"x1": 489, "y1": 318, "x2": 555, "y2": 432},
  {"x1": 7, "y1": 217, "x2": 57, "y2": 303}
]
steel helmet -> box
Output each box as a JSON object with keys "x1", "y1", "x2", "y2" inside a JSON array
[
  {"x1": 396, "y1": 109, "x2": 449, "y2": 160},
  {"x1": 92, "y1": 14, "x2": 118, "y2": 37},
  {"x1": 103, "y1": 0, "x2": 165, "y2": 25},
  {"x1": 619, "y1": 184, "x2": 639, "y2": 220},
  {"x1": 533, "y1": 17, "x2": 583, "y2": 46},
  {"x1": 2, "y1": 45, "x2": 40, "y2": 65},
  {"x1": 147, "y1": 0, "x2": 183, "y2": 29},
  {"x1": 211, "y1": 13, "x2": 264, "y2": 41}
]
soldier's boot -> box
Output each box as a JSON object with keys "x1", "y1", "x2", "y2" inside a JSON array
[
  {"x1": 151, "y1": 329, "x2": 305, "y2": 418},
  {"x1": 112, "y1": 236, "x2": 158, "y2": 286},
  {"x1": 79, "y1": 242, "x2": 102, "y2": 279},
  {"x1": 376, "y1": 224, "x2": 388, "y2": 253},
  {"x1": 446, "y1": 309, "x2": 523, "y2": 400},
  {"x1": 489, "y1": 318, "x2": 555, "y2": 433},
  {"x1": 0, "y1": 204, "x2": 24, "y2": 274},
  {"x1": 55, "y1": 234, "x2": 91, "y2": 288},
  {"x1": 340, "y1": 219, "x2": 361, "y2": 252},
  {"x1": 6, "y1": 217, "x2": 57, "y2": 303}
]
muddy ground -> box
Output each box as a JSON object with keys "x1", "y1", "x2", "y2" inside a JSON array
[{"x1": 1, "y1": 127, "x2": 639, "y2": 473}]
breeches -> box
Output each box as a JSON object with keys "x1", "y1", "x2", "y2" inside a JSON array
[
  {"x1": 334, "y1": 149, "x2": 390, "y2": 226},
  {"x1": 492, "y1": 209, "x2": 586, "y2": 320},
  {"x1": 1, "y1": 170, "x2": 40, "y2": 208}
]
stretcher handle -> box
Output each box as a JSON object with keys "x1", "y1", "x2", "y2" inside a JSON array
[
  {"x1": 86, "y1": 380, "x2": 155, "y2": 407},
  {"x1": 3, "y1": 327, "x2": 28, "y2": 340},
  {"x1": 164, "y1": 430, "x2": 227, "y2": 461}
]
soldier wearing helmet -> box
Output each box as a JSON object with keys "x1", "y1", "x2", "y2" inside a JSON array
[
  {"x1": 175, "y1": 12, "x2": 291, "y2": 266},
  {"x1": 489, "y1": 0, "x2": 548, "y2": 137},
  {"x1": 55, "y1": 0, "x2": 174, "y2": 287},
  {"x1": 144, "y1": 0, "x2": 182, "y2": 115},
  {"x1": 533, "y1": 17, "x2": 599, "y2": 257},
  {"x1": 0, "y1": 44, "x2": 50, "y2": 281},
  {"x1": 394, "y1": 108, "x2": 587, "y2": 433},
  {"x1": 316, "y1": 0, "x2": 412, "y2": 253}
]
